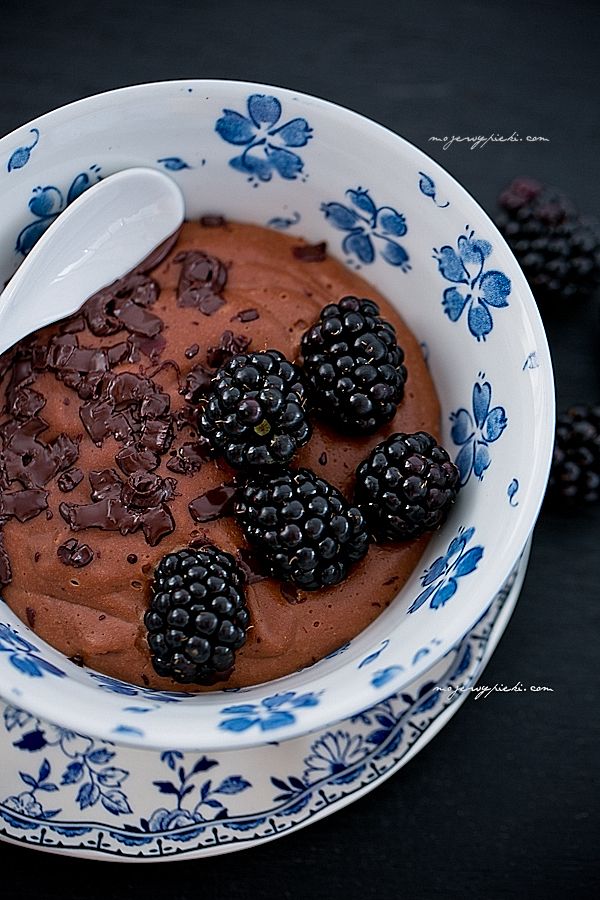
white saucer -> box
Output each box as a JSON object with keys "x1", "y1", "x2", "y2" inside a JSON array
[{"x1": 0, "y1": 548, "x2": 527, "y2": 862}]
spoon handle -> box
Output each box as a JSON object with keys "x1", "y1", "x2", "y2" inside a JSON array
[{"x1": 0, "y1": 168, "x2": 184, "y2": 356}]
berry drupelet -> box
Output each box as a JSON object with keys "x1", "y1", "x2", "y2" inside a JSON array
[
  {"x1": 234, "y1": 467, "x2": 371, "y2": 590},
  {"x1": 547, "y1": 404, "x2": 600, "y2": 504},
  {"x1": 198, "y1": 350, "x2": 311, "y2": 469},
  {"x1": 144, "y1": 546, "x2": 250, "y2": 684},
  {"x1": 496, "y1": 177, "x2": 600, "y2": 303},
  {"x1": 300, "y1": 296, "x2": 407, "y2": 433},
  {"x1": 354, "y1": 432, "x2": 461, "y2": 541}
]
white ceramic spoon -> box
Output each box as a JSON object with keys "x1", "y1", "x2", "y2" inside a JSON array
[{"x1": 0, "y1": 167, "x2": 185, "y2": 355}]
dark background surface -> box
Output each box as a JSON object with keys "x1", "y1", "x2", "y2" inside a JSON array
[{"x1": 0, "y1": 0, "x2": 598, "y2": 896}]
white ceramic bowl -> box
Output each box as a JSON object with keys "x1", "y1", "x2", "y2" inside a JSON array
[{"x1": 0, "y1": 80, "x2": 554, "y2": 751}]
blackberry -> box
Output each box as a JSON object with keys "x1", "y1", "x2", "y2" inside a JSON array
[
  {"x1": 199, "y1": 350, "x2": 311, "y2": 468},
  {"x1": 234, "y1": 467, "x2": 370, "y2": 590},
  {"x1": 144, "y1": 546, "x2": 250, "y2": 684},
  {"x1": 300, "y1": 296, "x2": 407, "y2": 433},
  {"x1": 496, "y1": 177, "x2": 600, "y2": 303},
  {"x1": 354, "y1": 432, "x2": 460, "y2": 541},
  {"x1": 547, "y1": 404, "x2": 600, "y2": 504}
]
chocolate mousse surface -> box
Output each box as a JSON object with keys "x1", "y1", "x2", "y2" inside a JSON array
[{"x1": 0, "y1": 220, "x2": 439, "y2": 691}]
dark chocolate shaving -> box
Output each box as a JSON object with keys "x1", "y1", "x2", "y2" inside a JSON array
[
  {"x1": 115, "y1": 445, "x2": 160, "y2": 476},
  {"x1": 89, "y1": 469, "x2": 124, "y2": 502},
  {"x1": 318, "y1": 451, "x2": 328, "y2": 465},
  {"x1": 0, "y1": 531, "x2": 12, "y2": 586},
  {"x1": 206, "y1": 330, "x2": 251, "y2": 369},
  {"x1": 58, "y1": 468, "x2": 84, "y2": 492},
  {"x1": 292, "y1": 241, "x2": 327, "y2": 262},
  {"x1": 185, "y1": 344, "x2": 200, "y2": 359},
  {"x1": 200, "y1": 215, "x2": 226, "y2": 228},
  {"x1": 82, "y1": 273, "x2": 161, "y2": 337},
  {"x1": 189, "y1": 483, "x2": 236, "y2": 523},
  {"x1": 0, "y1": 489, "x2": 48, "y2": 522},
  {"x1": 174, "y1": 250, "x2": 228, "y2": 314},
  {"x1": 57, "y1": 538, "x2": 95, "y2": 568},
  {"x1": 59, "y1": 498, "x2": 139, "y2": 535},
  {"x1": 181, "y1": 364, "x2": 213, "y2": 404},
  {"x1": 1, "y1": 418, "x2": 80, "y2": 489},
  {"x1": 141, "y1": 504, "x2": 175, "y2": 546},
  {"x1": 166, "y1": 441, "x2": 207, "y2": 475},
  {"x1": 230, "y1": 308, "x2": 259, "y2": 323}
]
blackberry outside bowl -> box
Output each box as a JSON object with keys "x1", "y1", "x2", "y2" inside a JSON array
[{"x1": 0, "y1": 80, "x2": 554, "y2": 753}]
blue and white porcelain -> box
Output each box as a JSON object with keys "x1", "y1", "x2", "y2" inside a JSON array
[
  {"x1": 0, "y1": 81, "x2": 555, "y2": 755},
  {"x1": 0, "y1": 554, "x2": 525, "y2": 860}
]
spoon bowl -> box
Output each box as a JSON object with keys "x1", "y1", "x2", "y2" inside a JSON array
[{"x1": 0, "y1": 167, "x2": 185, "y2": 356}]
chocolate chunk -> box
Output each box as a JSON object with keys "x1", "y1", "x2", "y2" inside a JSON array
[
  {"x1": 1, "y1": 420, "x2": 79, "y2": 490},
  {"x1": 0, "y1": 531, "x2": 11, "y2": 585},
  {"x1": 292, "y1": 241, "x2": 327, "y2": 262},
  {"x1": 174, "y1": 250, "x2": 228, "y2": 313},
  {"x1": 115, "y1": 445, "x2": 160, "y2": 476},
  {"x1": 70, "y1": 654, "x2": 84, "y2": 667},
  {"x1": 57, "y1": 538, "x2": 95, "y2": 568},
  {"x1": 230, "y1": 308, "x2": 259, "y2": 323},
  {"x1": 82, "y1": 273, "x2": 161, "y2": 337},
  {"x1": 318, "y1": 451, "x2": 328, "y2": 465},
  {"x1": 79, "y1": 400, "x2": 116, "y2": 446},
  {"x1": 185, "y1": 344, "x2": 200, "y2": 359},
  {"x1": 141, "y1": 504, "x2": 175, "y2": 546},
  {"x1": 206, "y1": 330, "x2": 251, "y2": 369},
  {"x1": 60, "y1": 315, "x2": 86, "y2": 334},
  {"x1": 89, "y1": 469, "x2": 123, "y2": 502},
  {"x1": 166, "y1": 441, "x2": 207, "y2": 475},
  {"x1": 189, "y1": 483, "x2": 236, "y2": 523},
  {"x1": 113, "y1": 299, "x2": 163, "y2": 338},
  {"x1": 25, "y1": 606, "x2": 36, "y2": 629},
  {"x1": 57, "y1": 469, "x2": 83, "y2": 494},
  {"x1": 182, "y1": 364, "x2": 213, "y2": 404},
  {"x1": 200, "y1": 215, "x2": 226, "y2": 228},
  {"x1": 127, "y1": 554, "x2": 138, "y2": 564},
  {"x1": 0, "y1": 489, "x2": 49, "y2": 522},
  {"x1": 59, "y1": 498, "x2": 140, "y2": 535},
  {"x1": 11, "y1": 387, "x2": 46, "y2": 420},
  {"x1": 131, "y1": 332, "x2": 167, "y2": 361},
  {"x1": 174, "y1": 406, "x2": 199, "y2": 432},
  {"x1": 122, "y1": 472, "x2": 168, "y2": 511},
  {"x1": 140, "y1": 418, "x2": 174, "y2": 454}
]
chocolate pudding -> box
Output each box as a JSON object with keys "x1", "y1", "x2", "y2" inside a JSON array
[{"x1": 0, "y1": 220, "x2": 439, "y2": 690}]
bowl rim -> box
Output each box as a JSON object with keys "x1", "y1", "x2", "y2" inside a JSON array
[{"x1": 0, "y1": 78, "x2": 555, "y2": 750}]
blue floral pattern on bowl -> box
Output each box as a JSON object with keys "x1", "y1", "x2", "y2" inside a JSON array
[
  {"x1": 433, "y1": 229, "x2": 511, "y2": 340},
  {"x1": 215, "y1": 94, "x2": 312, "y2": 183},
  {"x1": 321, "y1": 187, "x2": 410, "y2": 269},
  {"x1": 7, "y1": 128, "x2": 40, "y2": 173},
  {"x1": 0, "y1": 623, "x2": 65, "y2": 679},
  {"x1": 418, "y1": 171, "x2": 449, "y2": 208},
  {"x1": 15, "y1": 165, "x2": 102, "y2": 256},
  {"x1": 219, "y1": 691, "x2": 322, "y2": 733},
  {"x1": 0, "y1": 578, "x2": 520, "y2": 858},
  {"x1": 408, "y1": 526, "x2": 484, "y2": 613},
  {"x1": 450, "y1": 376, "x2": 508, "y2": 485}
]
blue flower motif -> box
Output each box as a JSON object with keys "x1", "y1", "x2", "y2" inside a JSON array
[
  {"x1": 90, "y1": 672, "x2": 184, "y2": 703},
  {"x1": 7, "y1": 128, "x2": 40, "y2": 172},
  {"x1": 450, "y1": 377, "x2": 508, "y2": 485},
  {"x1": 15, "y1": 166, "x2": 102, "y2": 256},
  {"x1": 302, "y1": 731, "x2": 367, "y2": 785},
  {"x1": 408, "y1": 526, "x2": 484, "y2": 613},
  {"x1": 418, "y1": 171, "x2": 449, "y2": 208},
  {"x1": 433, "y1": 229, "x2": 511, "y2": 340},
  {"x1": 219, "y1": 690, "x2": 321, "y2": 733},
  {"x1": 507, "y1": 478, "x2": 520, "y2": 507},
  {"x1": 157, "y1": 156, "x2": 191, "y2": 171},
  {"x1": 0, "y1": 623, "x2": 65, "y2": 679},
  {"x1": 321, "y1": 187, "x2": 410, "y2": 269},
  {"x1": 215, "y1": 94, "x2": 313, "y2": 183},
  {"x1": 147, "y1": 753, "x2": 250, "y2": 832}
]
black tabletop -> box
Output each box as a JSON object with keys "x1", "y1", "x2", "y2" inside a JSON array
[{"x1": 0, "y1": 0, "x2": 598, "y2": 896}]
